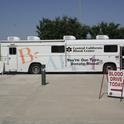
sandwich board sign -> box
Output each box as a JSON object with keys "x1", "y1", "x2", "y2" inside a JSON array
[{"x1": 108, "y1": 70, "x2": 124, "y2": 97}]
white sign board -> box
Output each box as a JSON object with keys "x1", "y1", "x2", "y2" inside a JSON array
[{"x1": 108, "y1": 70, "x2": 124, "y2": 97}]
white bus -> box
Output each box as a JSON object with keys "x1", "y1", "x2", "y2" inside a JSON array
[{"x1": 0, "y1": 35, "x2": 124, "y2": 74}]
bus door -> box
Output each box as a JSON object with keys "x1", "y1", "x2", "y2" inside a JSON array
[
  {"x1": 8, "y1": 46, "x2": 18, "y2": 72},
  {"x1": 120, "y1": 47, "x2": 124, "y2": 69}
]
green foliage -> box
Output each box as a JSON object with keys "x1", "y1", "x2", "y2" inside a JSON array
[
  {"x1": 36, "y1": 16, "x2": 124, "y2": 39},
  {"x1": 90, "y1": 22, "x2": 121, "y2": 39},
  {"x1": 118, "y1": 27, "x2": 124, "y2": 39},
  {"x1": 36, "y1": 16, "x2": 90, "y2": 39}
]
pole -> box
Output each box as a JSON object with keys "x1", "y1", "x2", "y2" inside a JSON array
[
  {"x1": 41, "y1": 65, "x2": 46, "y2": 85},
  {"x1": 120, "y1": 79, "x2": 124, "y2": 101}
]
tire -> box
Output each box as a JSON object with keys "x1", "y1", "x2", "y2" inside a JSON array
[
  {"x1": 103, "y1": 64, "x2": 116, "y2": 74},
  {"x1": 29, "y1": 64, "x2": 41, "y2": 74}
]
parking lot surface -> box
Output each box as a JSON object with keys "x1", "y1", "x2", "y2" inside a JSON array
[{"x1": 0, "y1": 74, "x2": 124, "y2": 124}]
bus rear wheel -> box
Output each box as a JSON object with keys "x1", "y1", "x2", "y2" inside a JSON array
[
  {"x1": 103, "y1": 63, "x2": 116, "y2": 74},
  {"x1": 29, "y1": 63, "x2": 41, "y2": 74}
]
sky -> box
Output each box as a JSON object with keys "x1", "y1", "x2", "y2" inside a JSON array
[{"x1": 0, "y1": 0, "x2": 124, "y2": 40}]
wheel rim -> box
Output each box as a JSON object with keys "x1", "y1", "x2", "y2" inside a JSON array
[{"x1": 32, "y1": 66, "x2": 40, "y2": 74}]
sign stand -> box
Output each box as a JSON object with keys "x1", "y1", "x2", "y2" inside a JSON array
[
  {"x1": 99, "y1": 70, "x2": 108, "y2": 99},
  {"x1": 120, "y1": 80, "x2": 124, "y2": 101},
  {"x1": 99, "y1": 67, "x2": 124, "y2": 101}
]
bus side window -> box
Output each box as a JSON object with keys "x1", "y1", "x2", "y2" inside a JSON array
[
  {"x1": 104, "y1": 45, "x2": 118, "y2": 52},
  {"x1": 51, "y1": 46, "x2": 65, "y2": 53},
  {"x1": 9, "y1": 47, "x2": 17, "y2": 55}
]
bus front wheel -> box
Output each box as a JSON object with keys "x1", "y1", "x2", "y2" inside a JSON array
[{"x1": 29, "y1": 63, "x2": 41, "y2": 74}]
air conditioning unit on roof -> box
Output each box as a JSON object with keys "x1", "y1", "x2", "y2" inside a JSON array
[
  {"x1": 96, "y1": 35, "x2": 109, "y2": 40},
  {"x1": 27, "y1": 36, "x2": 40, "y2": 40},
  {"x1": 7, "y1": 36, "x2": 20, "y2": 41},
  {"x1": 63, "y1": 35, "x2": 76, "y2": 40}
]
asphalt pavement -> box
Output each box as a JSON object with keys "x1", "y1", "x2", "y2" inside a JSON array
[{"x1": 0, "y1": 74, "x2": 124, "y2": 124}]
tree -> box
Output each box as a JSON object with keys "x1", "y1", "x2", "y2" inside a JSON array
[
  {"x1": 90, "y1": 22, "x2": 120, "y2": 39},
  {"x1": 36, "y1": 16, "x2": 89, "y2": 39},
  {"x1": 36, "y1": 16, "x2": 124, "y2": 40},
  {"x1": 118, "y1": 27, "x2": 124, "y2": 39}
]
